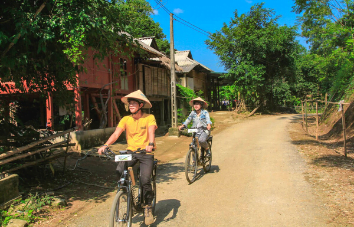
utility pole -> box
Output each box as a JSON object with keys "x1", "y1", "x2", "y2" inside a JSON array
[{"x1": 170, "y1": 13, "x2": 177, "y2": 129}]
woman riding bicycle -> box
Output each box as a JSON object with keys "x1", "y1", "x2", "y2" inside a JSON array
[
  {"x1": 98, "y1": 90, "x2": 157, "y2": 225},
  {"x1": 178, "y1": 97, "x2": 212, "y2": 162}
]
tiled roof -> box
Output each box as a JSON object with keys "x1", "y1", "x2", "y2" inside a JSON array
[
  {"x1": 175, "y1": 50, "x2": 193, "y2": 61},
  {"x1": 174, "y1": 50, "x2": 212, "y2": 73},
  {"x1": 138, "y1": 37, "x2": 154, "y2": 47},
  {"x1": 136, "y1": 39, "x2": 162, "y2": 57}
]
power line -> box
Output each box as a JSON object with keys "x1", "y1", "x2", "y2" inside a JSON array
[
  {"x1": 174, "y1": 19, "x2": 210, "y2": 37},
  {"x1": 174, "y1": 14, "x2": 211, "y2": 36},
  {"x1": 153, "y1": 0, "x2": 210, "y2": 37}
]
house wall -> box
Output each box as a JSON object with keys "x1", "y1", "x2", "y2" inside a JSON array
[
  {"x1": 79, "y1": 49, "x2": 135, "y2": 95},
  {"x1": 138, "y1": 64, "x2": 171, "y2": 97},
  {"x1": 193, "y1": 71, "x2": 207, "y2": 97}
]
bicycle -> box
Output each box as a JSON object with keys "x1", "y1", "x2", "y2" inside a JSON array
[
  {"x1": 181, "y1": 127, "x2": 213, "y2": 184},
  {"x1": 102, "y1": 147, "x2": 157, "y2": 227}
]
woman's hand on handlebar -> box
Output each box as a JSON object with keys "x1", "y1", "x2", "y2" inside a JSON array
[
  {"x1": 207, "y1": 124, "x2": 211, "y2": 131},
  {"x1": 178, "y1": 125, "x2": 185, "y2": 131}
]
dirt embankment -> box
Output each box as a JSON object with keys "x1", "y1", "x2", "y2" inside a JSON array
[{"x1": 289, "y1": 115, "x2": 354, "y2": 225}]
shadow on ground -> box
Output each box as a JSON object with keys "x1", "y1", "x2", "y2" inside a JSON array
[
  {"x1": 192, "y1": 165, "x2": 220, "y2": 184},
  {"x1": 289, "y1": 114, "x2": 354, "y2": 172},
  {"x1": 311, "y1": 155, "x2": 354, "y2": 171},
  {"x1": 132, "y1": 199, "x2": 181, "y2": 226}
]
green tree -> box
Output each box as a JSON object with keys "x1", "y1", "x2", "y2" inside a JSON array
[
  {"x1": 206, "y1": 3, "x2": 301, "y2": 110},
  {"x1": 293, "y1": 0, "x2": 354, "y2": 100},
  {"x1": 120, "y1": 0, "x2": 170, "y2": 55},
  {"x1": 0, "y1": 0, "x2": 140, "y2": 97}
]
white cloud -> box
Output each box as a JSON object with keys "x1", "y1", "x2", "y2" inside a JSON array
[
  {"x1": 153, "y1": 9, "x2": 159, "y2": 15},
  {"x1": 245, "y1": 0, "x2": 252, "y2": 3},
  {"x1": 173, "y1": 8, "x2": 184, "y2": 15}
]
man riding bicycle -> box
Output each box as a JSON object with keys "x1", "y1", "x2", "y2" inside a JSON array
[
  {"x1": 98, "y1": 90, "x2": 157, "y2": 225},
  {"x1": 178, "y1": 97, "x2": 212, "y2": 162}
]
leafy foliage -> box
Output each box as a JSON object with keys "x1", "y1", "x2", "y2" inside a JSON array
[
  {"x1": 0, "y1": 0, "x2": 139, "y2": 97},
  {"x1": 293, "y1": 0, "x2": 354, "y2": 101},
  {"x1": 0, "y1": 194, "x2": 53, "y2": 226},
  {"x1": 120, "y1": 0, "x2": 170, "y2": 55},
  {"x1": 206, "y1": 3, "x2": 301, "y2": 109}
]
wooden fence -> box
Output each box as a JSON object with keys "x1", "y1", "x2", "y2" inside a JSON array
[
  {"x1": 301, "y1": 99, "x2": 350, "y2": 157},
  {"x1": 0, "y1": 120, "x2": 92, "y2": 178}
]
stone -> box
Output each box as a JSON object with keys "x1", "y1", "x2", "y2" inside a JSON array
[
  {"x1": 51, "y1": 197, "x2": 67, "y2": 207},
  {"x1": 6, "y1": 219, "x2": 28, "y2": 227},
  {"x1": 168, "y1": 127, "x2": 180, "y2": 137},
  {"x1": 0, "y1": 174, "x2": 19, "y2": 206}
]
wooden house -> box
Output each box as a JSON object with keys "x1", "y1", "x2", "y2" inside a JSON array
[
  {"x1": 174, "y1": 50, "x2": 212, "y2": 100},
  {"x1": 0, "y1": 37, "x2": 180, "y2": 134},
  {"x1": 137, "y1": 37, "x2": 183, "y2": 126}
]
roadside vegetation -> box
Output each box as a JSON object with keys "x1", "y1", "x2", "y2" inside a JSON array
[{"x1": 207, "y1": 1, "x2": 354, "y2": 111}]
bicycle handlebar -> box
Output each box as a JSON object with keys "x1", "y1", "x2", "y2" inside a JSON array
[
  {"x1": 101, "y1": 147, "x2": 155, "y2": 159},
  {"x1": 179, "y1": 126, "x2": 208, "y2": 131}
]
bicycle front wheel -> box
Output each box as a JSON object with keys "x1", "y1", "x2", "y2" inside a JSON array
[
  {"x1": 185, "y1": 149, "x2": 197, "y2": 184},
  {"x1": 203, "y1": 144, "x2": 212, "y2": 173},
  {"x1": 109, "y1": 191, "x2": 132, "y2": 227}
]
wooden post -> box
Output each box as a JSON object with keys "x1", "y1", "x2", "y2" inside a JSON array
[
  {"x1": 84, "y1": 93, "x2": 90, "y2": 127},
  {"x1": 63, "y1": 114, "x2": 73, "y2": 173},
  {"x1": 316, "y1": 102, "x2": 319, "y2": 140},
  {"x1": 341, "y1": 103, "x2": 347, "y2": 157},
  {"x1": 170, "y1": 13, "x2": 177, "y2": 128},
  {"x1": 301, "y1": 101, "x2": 304, "y2": 127},
  {"x1": 325, "y1": 93, "x2": 328, "y2": 109},
  {"x1": 112, "y1": 99, "x2": 122, "y2": 122},
  {"x1": 46, "y1": 92, "x2": 54, "y2": 130},
  {"x1": 90, "y1": 94, "x2": 101, "y2": 121},
  {"x1": 74, "y1": 87, "x2": 83, "y2": 131},
  {"x1": 305, "y1": 99, "x2": 308, "y2": 132}
]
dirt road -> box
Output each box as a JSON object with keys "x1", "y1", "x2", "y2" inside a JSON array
[{"x1": 66, "y1": 114, "x2": 331, "y2": 227}]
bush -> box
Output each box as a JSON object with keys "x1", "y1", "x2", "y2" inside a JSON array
[{"x1": 1, "y1": 193, "x2": 53, "y2": 226}]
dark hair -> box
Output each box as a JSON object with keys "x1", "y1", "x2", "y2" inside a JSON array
[
  {"x1": 193, "y1": 101, "x2": 204, "y2": 107},
  {"x1": 128, "y1": 98, "x2": 144, "y2": 105}
]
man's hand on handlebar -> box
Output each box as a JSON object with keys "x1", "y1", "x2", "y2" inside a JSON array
[
  {"x1": 98, "y1": 145, "x2": 108, "y2": 155},
  {"x1": 146, "y1": 145, "x2": 154, "y2": 152}
]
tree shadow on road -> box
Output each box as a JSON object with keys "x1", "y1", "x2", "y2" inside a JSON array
[
  {"x1": 156, "y1": 161, "x2": 185, "y2": 184},
  {"x1": 132, "y1": 199, "x2": 181, "y2": 226}
]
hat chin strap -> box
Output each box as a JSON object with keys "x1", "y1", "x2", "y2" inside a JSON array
[
  {"x1": 131, "y1": 107, "x2": 142, "y2": 115},
  {"x1": 131, "y1": 103, "x2": 143, "y2": 115}
]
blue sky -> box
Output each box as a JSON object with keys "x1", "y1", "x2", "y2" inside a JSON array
[{"x1": 146, "y1": 0, "x2": 307, "y2": 72}]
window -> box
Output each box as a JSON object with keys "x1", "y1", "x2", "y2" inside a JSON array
[{"x1": 120, "y1": 58, "x2": 128, "y2": 90}]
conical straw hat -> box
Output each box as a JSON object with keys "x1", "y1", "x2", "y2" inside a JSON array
[
  {"x1": 121, "y1": 90, "x2": 152, "y2": 108},
  {"x1": 189, "y1": 97, "x2": 208, "y2": 108}
]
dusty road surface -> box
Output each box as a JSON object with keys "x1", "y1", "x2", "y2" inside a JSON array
[{"x1": 66, "y1": 114, "x2": 332, "y2": 227}]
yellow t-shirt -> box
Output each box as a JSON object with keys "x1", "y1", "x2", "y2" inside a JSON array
[{"x1": 117, "y1": 113, "x2": 157, "y2": 151}]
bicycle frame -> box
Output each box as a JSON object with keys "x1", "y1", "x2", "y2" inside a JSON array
[
  {"x1": 105, "y1": 148, "x2": 157, "y2": 226},
  {"x1": 115, "y1": 151, "x2": 158, "y2": 214}
]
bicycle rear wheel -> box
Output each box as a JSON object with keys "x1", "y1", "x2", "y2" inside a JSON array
[
  {"x1": 203, "y1": 144, "x2": 212, "y2": 173},
  {"x1": 109, "y1": 191, "x2": 132, "y2": 227},
  {"x1": 185, "y1": 149, "x2": 197, "y2": 184},
  {"x1": 131, "y1": 167, "x2": 141, "y2": 213}
]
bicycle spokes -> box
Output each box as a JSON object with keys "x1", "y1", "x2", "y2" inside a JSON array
[{"x1": 185, "y1": 149, "x2": 197, "y2": 184}]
